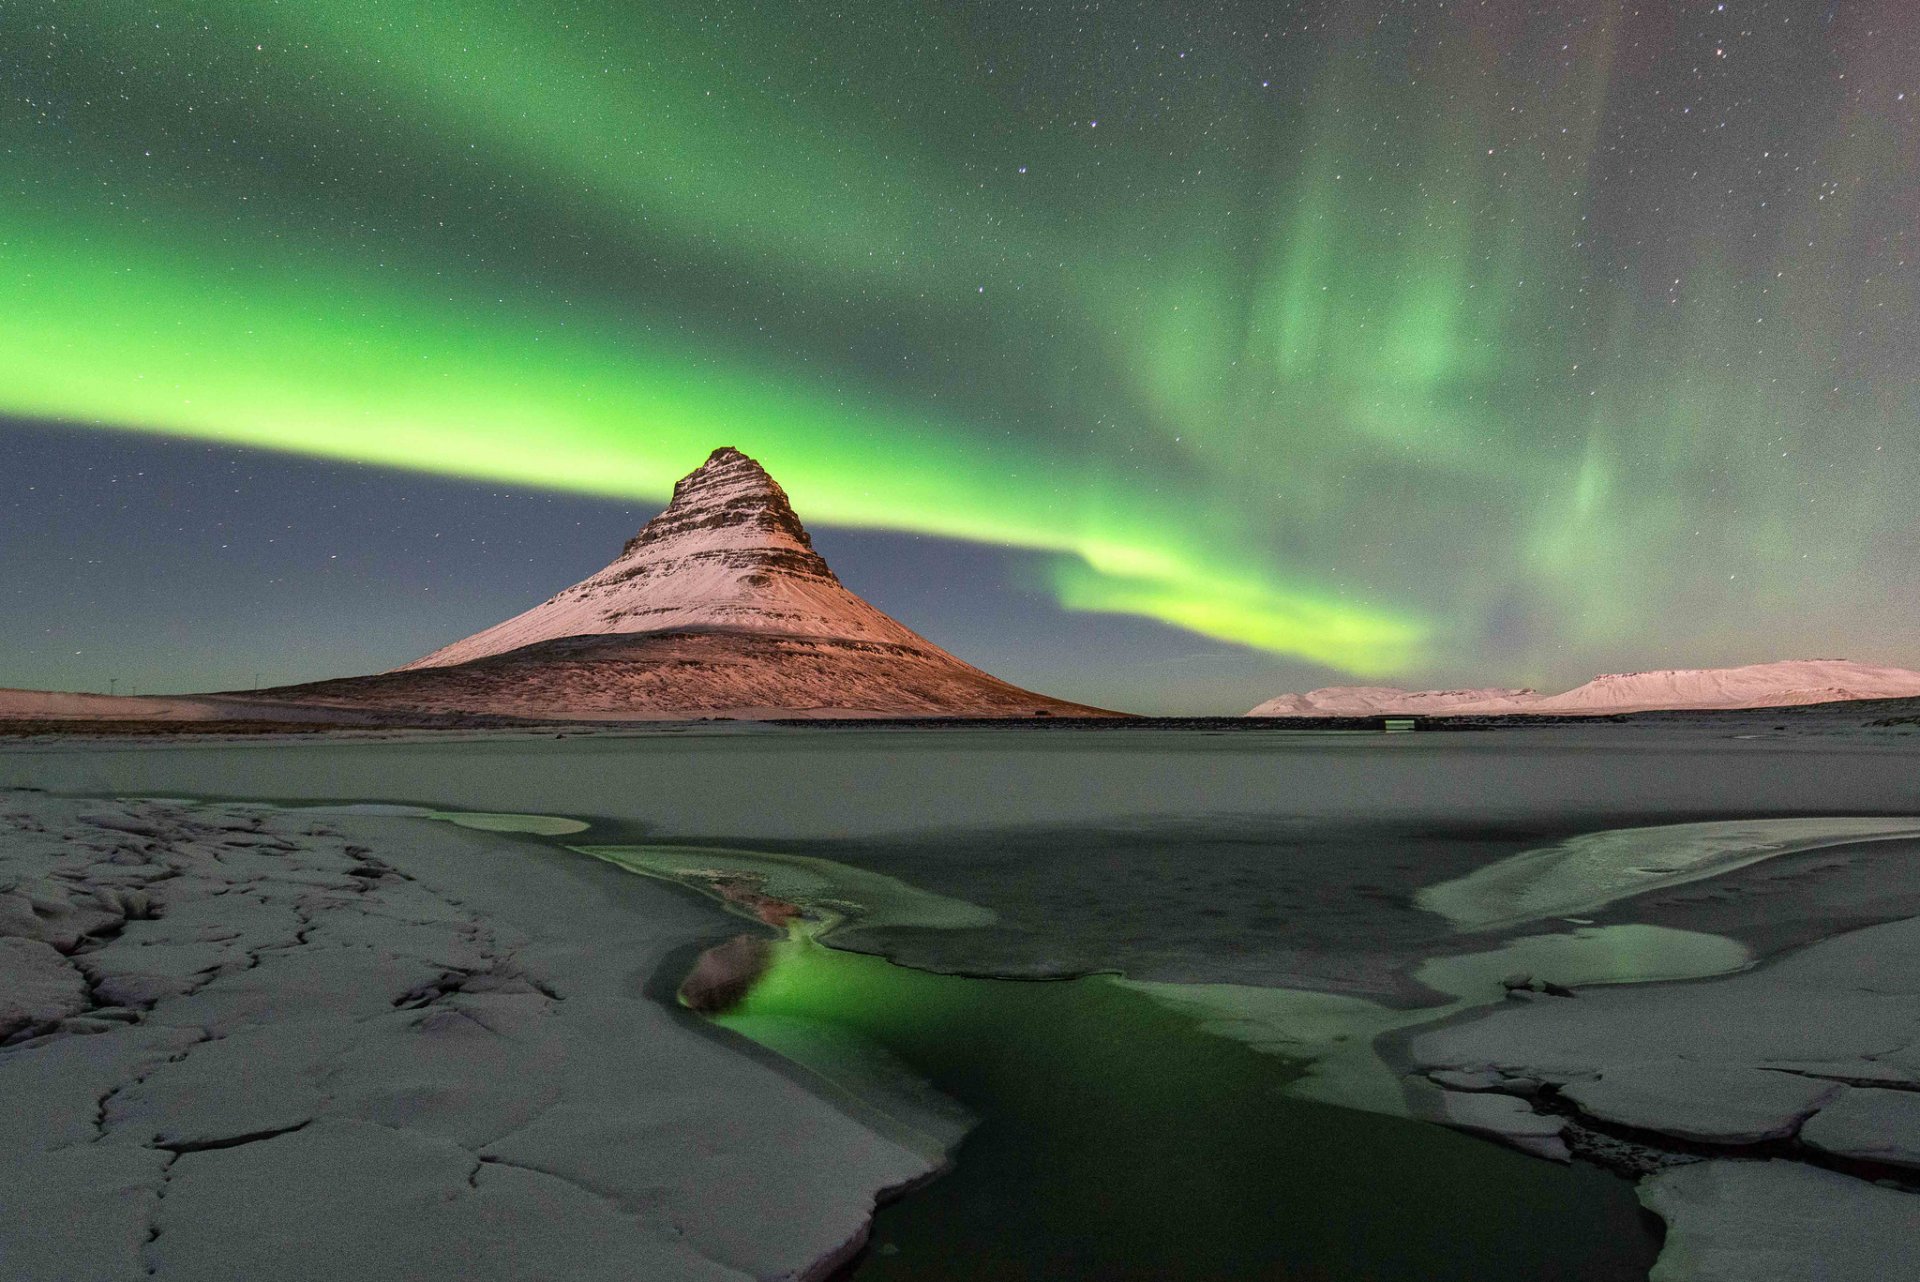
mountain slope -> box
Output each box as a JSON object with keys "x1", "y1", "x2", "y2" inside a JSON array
[
  {"x1": 261, "y1": 631, "x2": 1112, "y2": 720},
  {"x1": 268, "y1": 447, "x2": 1116, "y2": 719}
]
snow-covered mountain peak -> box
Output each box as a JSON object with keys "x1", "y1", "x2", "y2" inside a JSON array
[
  {"x1": 615, "y1": 446, "x2": 822, "y2": 565},
  {"x1": 401, "y1": 448, "x2": 945, "y2": 671}
]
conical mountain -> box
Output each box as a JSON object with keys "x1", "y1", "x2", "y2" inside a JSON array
[
  {"x1": 403, "y1": 447, "x2": 937, "y2": 668},
  {"x1": 267, "y1": 448, "x2": 1117, "y2": 719}
]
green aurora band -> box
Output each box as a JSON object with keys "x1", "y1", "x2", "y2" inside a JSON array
[{"x1": 6, "y1": 2, "x2": 1917, "y2": 680}]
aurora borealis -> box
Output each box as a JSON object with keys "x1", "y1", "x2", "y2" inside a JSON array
[{"x1": 5, "y1": 1, "x2": 1919, "y2": 705}]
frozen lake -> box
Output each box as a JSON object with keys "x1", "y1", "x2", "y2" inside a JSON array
[
  {"x1": 5, "y1": 724, "x2": 1919, "y2": 1279},
  {"x1": 8, "y1": 723, "x2": 1918, "y2": 993}
]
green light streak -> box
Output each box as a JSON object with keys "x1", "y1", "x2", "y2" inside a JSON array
[
  {"x1": 1049, "y1": 556, "x2": 1424, "y2": 677},
  {"x1": 0, "y1": 172, "x2": 1425, "y2": 672},
  {"x1": 191, "y1": 0, "x2": 993, "y2": 295}
]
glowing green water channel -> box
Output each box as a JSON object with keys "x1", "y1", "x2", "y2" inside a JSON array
[{"x1": 699, "y1": 933, "x2": 1657, "y2": 1281}]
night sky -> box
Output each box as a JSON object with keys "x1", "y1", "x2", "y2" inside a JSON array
[{"x1": 5, "y1": 2, "x2": 1918, "y2": 714}]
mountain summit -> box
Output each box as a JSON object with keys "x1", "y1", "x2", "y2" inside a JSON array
[
  {"x1": 404, "y1": 447, "x2": 929, "y2": 669},
  {"x1": 270, "y1": 447, "x2": 1114, "y2": 719}
]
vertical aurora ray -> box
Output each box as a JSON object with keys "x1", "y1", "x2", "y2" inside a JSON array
[{"x1": 6, "y1": 0, "x2": 1918, "y2": 683}]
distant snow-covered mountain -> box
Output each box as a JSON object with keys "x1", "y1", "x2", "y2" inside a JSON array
[
  {"x1": 1526, "y1": 660, "x2": 1920, "y2": 713},
  {"x1": 1247, "y1": 660, "x2": 1920, "y2": 718},
  {"x1": 1246, "y1": 687, "x2": 1538, "y2": 717}
]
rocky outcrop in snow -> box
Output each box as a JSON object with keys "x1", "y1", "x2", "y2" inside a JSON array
[{"x1": 1248, "y1": 659, "x2": 1920, "y2": 718}]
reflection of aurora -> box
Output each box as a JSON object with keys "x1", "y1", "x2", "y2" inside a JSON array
[
  {"x1": 615, "y1": 841, "x2": 1751, "y2": 1119},
  {"x1": 675, "y1": 932, "x2": 1663, "y2": 1280},
  {"x1": 10, "y1": 2, "x2": 1919, "y2": 678}
]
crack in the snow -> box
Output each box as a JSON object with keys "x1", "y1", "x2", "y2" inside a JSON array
[
  {"x1": 1464, "y1": 1078, "x2": 1920, "y2": 1195},
  {"x1": 140, "y1": 1150, "x2": 178, "y2": 1278},
  {"x1": 153, "y1": 1120, "x2": 313, "y2": 1155},
  {"x1": 1764, "y1": 1066, "x2": 1920, "y2": 1093},
  {"x1": 469, "y1": 1152, "x2": 657, "y2": 1223}
]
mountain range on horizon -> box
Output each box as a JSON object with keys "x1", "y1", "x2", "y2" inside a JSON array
[{"x1": 1246, "y1": 659, "x2": 1920, "y2": 718}]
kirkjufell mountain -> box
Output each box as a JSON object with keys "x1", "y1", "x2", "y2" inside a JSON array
[
  {"x1": 261, "y1": 447, "x2": 1117, "y2": 719},
  {"x1": 1248, "y1": 659, "x2": 1920, "y2": 718},
  {"x1": 404, "y1": 446, "x2": 961, "y2": 669}
]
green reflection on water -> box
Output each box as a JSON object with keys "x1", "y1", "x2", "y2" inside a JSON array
[{"x1": 709, "y1": 935, "x2": 1659, "y2": 1282}]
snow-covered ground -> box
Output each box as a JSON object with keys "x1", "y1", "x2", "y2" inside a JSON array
[
  {"x1": 0, "y1": 791, "x2": 930, "y2": 1281},
  {"x1": 1412, "y1": 915, "x2": 1920, "y2": 1280}
]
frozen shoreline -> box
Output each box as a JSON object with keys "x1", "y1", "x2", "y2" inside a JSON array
[
  {"x1": 1407, "y1": 912, "x2": 1920, "y2": 1280},
  {"x1": 0, "y1": 790, "x2": 931, "y2": 1281}
]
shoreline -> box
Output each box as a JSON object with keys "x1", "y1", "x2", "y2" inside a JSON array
[
  {"x1": 1404, "y1": 912, "x2": 1920, "y2": 1280},
  {"x1": 4, "y1": 681, "x2": 1920, "y2": 741}
]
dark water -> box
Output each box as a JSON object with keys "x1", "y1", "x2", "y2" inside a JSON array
[{"x1": 707, "y1": 936, "x2": 1660, "y2": 1282}]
